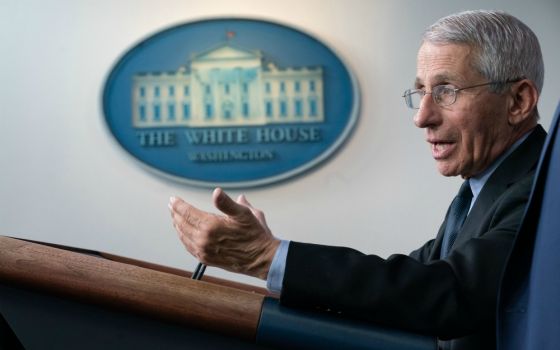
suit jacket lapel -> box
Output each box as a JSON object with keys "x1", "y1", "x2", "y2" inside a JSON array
[{"x1": 432, "y1": 125, "x2": 546, "y2": 257}]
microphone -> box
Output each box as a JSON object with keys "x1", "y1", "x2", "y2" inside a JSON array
[{"x1": 192, "y1": 262, "x2": 206, "y2": 280}]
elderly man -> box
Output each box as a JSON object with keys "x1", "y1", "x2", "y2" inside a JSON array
[{"x1": 169, "y1": 10, "x2": 545, "y2": 350}]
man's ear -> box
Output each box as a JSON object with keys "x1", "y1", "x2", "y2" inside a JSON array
[{"x1": 507, "y1": 79, "x2": 539, "y2": 126}]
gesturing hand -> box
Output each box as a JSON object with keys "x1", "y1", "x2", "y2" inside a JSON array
[{"x1": 168, "y1": 188, "x2": 280, "y2": 280}]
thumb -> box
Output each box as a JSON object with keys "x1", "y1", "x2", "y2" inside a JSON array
[{"x1": 213, "y1": 188, "x2": 248, "y2": 217}]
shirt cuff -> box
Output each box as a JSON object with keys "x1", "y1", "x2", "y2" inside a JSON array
[{"x1": 266, "y1": 239, "x2": 290, "y2": 295}]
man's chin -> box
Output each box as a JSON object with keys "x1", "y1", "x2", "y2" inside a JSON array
[{"x1": 436, "y1": 163, "x2": 460, "y2": 177}]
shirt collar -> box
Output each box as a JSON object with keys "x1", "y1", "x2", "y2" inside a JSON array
[{"x1": 468, "y1": 129, "x2": 533, "y2": 210}]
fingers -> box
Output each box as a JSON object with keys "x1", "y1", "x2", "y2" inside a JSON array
[
  {"x1": 168, "y1": 196, "x2": 209, "y2": 258},
  {"x1": 237, "y1": 194, "x2": 251, "y2": 206},
  {"x1": 169, "y1": 197, "x2": 204, "y2": 230},
  {"x1": 174, "y1": 221, "x2": 199, "y2": 259},
  {"x1": 212, "y1": 188, "x2": 249, "y2": 218},
  {"x1": 237, "y1": 193, "x2": 268, "y2": 226},
  {"x1": 169, "y1": 196, "x2": 197, "y2": 218}
]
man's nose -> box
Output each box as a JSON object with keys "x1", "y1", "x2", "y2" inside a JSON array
[{"x1": 413, "y1": 94, "x2": 441, "y2": 128}]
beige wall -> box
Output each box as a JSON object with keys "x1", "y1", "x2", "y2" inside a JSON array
[{"x1": 1, "y1": 0, "x2": 559, "y2": 286}]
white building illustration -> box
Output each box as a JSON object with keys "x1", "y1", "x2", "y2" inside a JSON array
[{"x1": 132, "y1": 43, "x2": 324, "y2": 128}]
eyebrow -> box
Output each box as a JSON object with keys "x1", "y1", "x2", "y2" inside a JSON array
[{"x1": 415, "y1": 73, "x2": 464, "y2": 88}]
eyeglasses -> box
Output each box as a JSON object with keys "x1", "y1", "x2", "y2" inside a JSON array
[{"x1": 402, "y1": 78, "x2": 522, "y2": 109}]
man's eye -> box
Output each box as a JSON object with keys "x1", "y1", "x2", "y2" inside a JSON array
[{"x1": 435, "y1": 85, "x2": 455, "y2": 95}]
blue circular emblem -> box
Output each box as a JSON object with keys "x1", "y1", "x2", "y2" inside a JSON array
[{"x1": 103, "y1": 18, "x2": 359, "y2": 188}]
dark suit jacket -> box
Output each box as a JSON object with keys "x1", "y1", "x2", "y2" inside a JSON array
[
  {"x1": 280, "y1": 125, "x2": 546, "y2": 350},
  {"x1": 497, "y1": 104, "x2": 560, "y2": 350}
]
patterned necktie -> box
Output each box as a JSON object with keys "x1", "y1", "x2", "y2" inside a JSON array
[{"x1": 440, "y1": 180, "x2": 473, "y2": 258}]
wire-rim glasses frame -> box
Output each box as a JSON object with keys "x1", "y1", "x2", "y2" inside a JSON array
[{"x1": 402, "y1": 78, "x2": 523, "y2": 110}]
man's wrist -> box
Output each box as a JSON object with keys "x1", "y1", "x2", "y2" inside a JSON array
[{"x1": 254, "y1": 238, "x2": 281, "y2": 280}]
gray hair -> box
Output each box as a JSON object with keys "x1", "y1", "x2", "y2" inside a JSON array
[{"x1": 423, "y1": 10, "x2": 544, "y2": 96}]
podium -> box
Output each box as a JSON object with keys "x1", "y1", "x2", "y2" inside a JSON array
[{"x1": 0, "y1": 236, "x2": 436, "y2": 349}]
